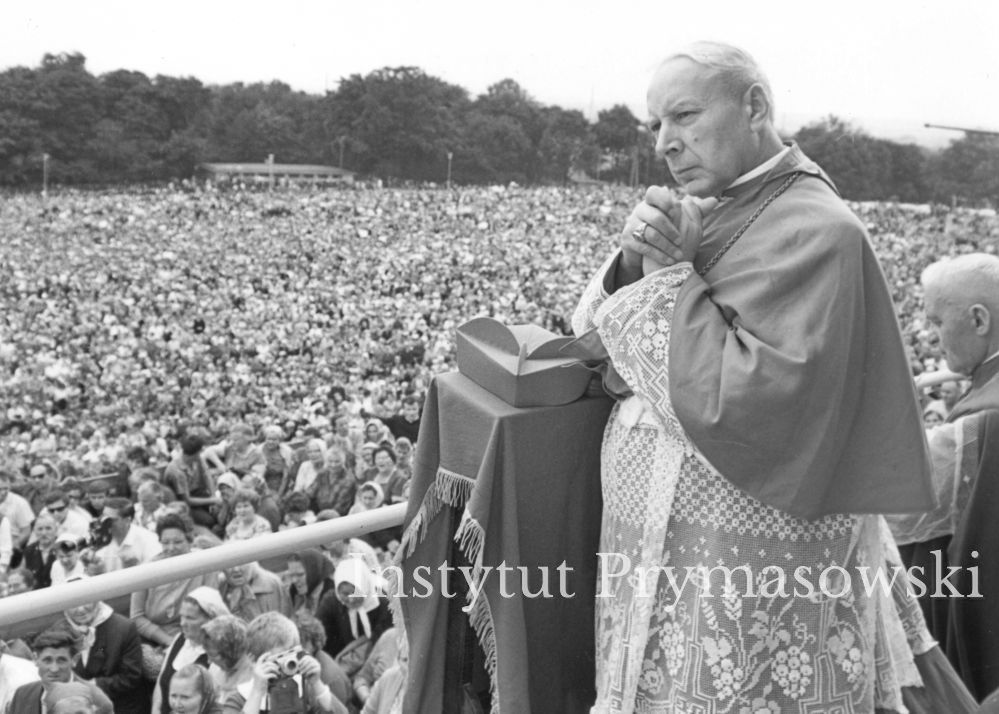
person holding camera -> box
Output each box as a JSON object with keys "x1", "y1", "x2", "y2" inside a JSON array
[
  {"x1": 93, "y1": 497, "x2": 162, "y2": 572},
  {"x1": 222, "y1": 612, "x2": 348, "y2": 714}
]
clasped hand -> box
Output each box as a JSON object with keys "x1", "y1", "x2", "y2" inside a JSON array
[{"x1": 621, "y1": 187, "x2": 717, "y2": 276}]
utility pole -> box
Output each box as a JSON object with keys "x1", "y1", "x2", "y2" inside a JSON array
[
  {"x1": 446, "y1": 151, "x2": 454, "y2": 190},
  {"x1": 42, "y1": 153, "x2": 50, "y2": 198},
  {"x1": 266, "y1": 153, "x2": 275, "y2": 190}
]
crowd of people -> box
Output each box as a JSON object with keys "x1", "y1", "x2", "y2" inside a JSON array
[{"x1": 0, "y1": 181, "x2": 998, "y2": 713}]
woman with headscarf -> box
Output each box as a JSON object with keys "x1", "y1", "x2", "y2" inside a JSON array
[
  {"x1": 293, "y1": 439, "x2": 330, "y2": 496},
  {"x1": 201, "y1": 616, "x2": 254, "y2": 707},
  {"x1": 151, "y1": 587, "x2": 230, "y2": 714},
  {"x1": 286, "y1": 548, "x2": 336, "y2": 617},
  {"x1": 168, "y1": 663, "x2": 223, "y2": 714},
  {"x1": 347, "y1": 482, "x2": 384, "y2": 516},
  {"x1": 219, "y1": 561, "x2": 290, "y2": 622},
  {"x1": 63, "y1": 583, "x2": 144, "y2": 713},
  {"x1": 315, "y1": 559, "x2": 392, "y2": 676},
  {"x1": 210, "y1": 472, "x2": 242, "y2": 539}
]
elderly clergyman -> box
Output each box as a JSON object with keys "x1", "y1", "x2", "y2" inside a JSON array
[
  {"x1": 572, "y1": 42, "x2": 940, "y2": 713},
  {"x1": 889, "y1": 253, "x2": 999, "y2": 700}
]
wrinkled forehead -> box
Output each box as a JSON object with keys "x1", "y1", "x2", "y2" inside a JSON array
[{"x1": 647, "y1": 58, "x2": 723, "y2": 113}]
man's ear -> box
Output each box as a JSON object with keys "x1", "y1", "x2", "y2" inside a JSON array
[
  {"x1": 970, "y1": 303, "x2": 991, "y2": 335},
  {"x1": 743, "y1": 83, "x2": 771, "y2": 128}
]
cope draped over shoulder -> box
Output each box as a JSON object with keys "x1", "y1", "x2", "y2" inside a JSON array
[{"x1": 668, "y1": 145, "x2": 934, "y2": 519}]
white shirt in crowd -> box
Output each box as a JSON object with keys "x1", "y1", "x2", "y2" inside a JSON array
[
  {"x1": 95, "y1": 524, "x2": 162, "y2": 571},
  {"x1": 0, "y1": 652, "x2": 39, "y2": 713},
  {"x1": 0, "y1": 491, "x2": 35, "y2": 546}
]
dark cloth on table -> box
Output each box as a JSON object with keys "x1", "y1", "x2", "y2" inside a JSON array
[{"x1": 399, "y1": 372, "x2": 610, "y2": 714}]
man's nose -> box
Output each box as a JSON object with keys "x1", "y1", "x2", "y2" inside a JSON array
[{"x1": 655, "y1": 126, "x2": 681, "y2": 159}]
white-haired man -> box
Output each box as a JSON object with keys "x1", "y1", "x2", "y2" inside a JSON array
[
  {"x1": 890, "y1": 253, "x2": 999, "y2": 699},
  {"x1": 571, "y1": 41, "x2": 937, "y2": 713}
]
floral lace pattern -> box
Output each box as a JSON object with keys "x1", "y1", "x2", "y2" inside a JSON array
[{"x1": 574, "y1": 258, "x2": 926, "y2": 714}]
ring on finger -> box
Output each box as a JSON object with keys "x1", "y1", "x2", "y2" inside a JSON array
[{"x1": 631, "y1": 221, "x2": 648, "y2": 242}]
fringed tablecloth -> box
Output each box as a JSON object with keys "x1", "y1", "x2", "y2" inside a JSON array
[{"x1": 397, "y1": 371, "x2": 612, "y2": 713}]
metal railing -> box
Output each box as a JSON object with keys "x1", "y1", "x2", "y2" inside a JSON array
[{"x1": 0, "y1": 503, "x2": 407, "y2": 629}]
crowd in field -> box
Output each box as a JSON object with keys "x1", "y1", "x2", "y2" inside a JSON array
[{"x1": 0, "y1": 183, "x2": 997, "y2": 713}]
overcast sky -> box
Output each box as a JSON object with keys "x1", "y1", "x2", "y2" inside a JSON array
[{"x1": 2, "y1": 0, "x2": 997, "y2": 146}]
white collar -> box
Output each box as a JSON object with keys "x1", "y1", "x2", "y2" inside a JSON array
[{"x1": 726, "y1": 145, "x2": 792, "y2": 190}]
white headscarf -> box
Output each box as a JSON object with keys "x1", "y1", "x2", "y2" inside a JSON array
[{"x1": 333, "y1": 558, "x2": 380, "y2": 639}]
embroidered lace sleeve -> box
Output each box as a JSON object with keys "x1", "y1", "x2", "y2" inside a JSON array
[
  {"x1": 592, "y1": 263, "x2": 693, "y2": 428},
  {"x1": 571, "y1": 251, "x2": 620, "y2": 336}
]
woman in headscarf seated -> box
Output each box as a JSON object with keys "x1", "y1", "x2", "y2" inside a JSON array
[
  {"x1": 293, "y1": 439, "x2": 331, "y2": 498},
  {"x1": 202, "y1": 616, "x2": 254, "y2": 706},
  {"x1": 168, "y1": 663, "x2": 223, "y2": 714},
  {"x1": 286, "y1": 549, "x2": 336, "y2": 617},
  {"x1": 347, "y1": 482, "x2": 384, "y2": 516},
  {"x1": 315, "y1": 559, "x2": 392, "y2": 677},
  {"x1": 219, "y1": 561, "x2": 289, "y2": 622},
  {"x1": 151, "y1": 587, "x2": 230, "y2": 714},
  {"x1": 210, "y1": 473, "x2": 242, "y2": 539},
  {"x1": 62, "y1": 582, "x2": 144, "y2": 713}
]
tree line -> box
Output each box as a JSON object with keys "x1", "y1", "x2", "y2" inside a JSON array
[{"x1": 1, "y1": 52, "x2": 997, "y2": 204}]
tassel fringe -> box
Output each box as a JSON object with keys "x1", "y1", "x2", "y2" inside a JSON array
[
  {"x1": 399, "y1": 467, "x2": 474, "y2": 559},
  {"x1": 466, "y1": 583, "x2": 501, "y2": 714}
]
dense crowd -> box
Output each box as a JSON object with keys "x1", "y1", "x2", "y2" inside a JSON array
[{"x1": 0, "y1": 183, "x2": 998, "y2": 713}]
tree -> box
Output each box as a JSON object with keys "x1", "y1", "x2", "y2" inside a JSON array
[
  {"x1": 930, "y1": 134, "x2": 999, "y2": 206},
  {"x1": 325, "y1": 67, "x2": 471, "y2": 182},
  {"x1": 538, "y1": 106, "x2": 598, "y2": 182},
  {"x1": 594, "y1": 104, "x2": 641, "y2": 183}
]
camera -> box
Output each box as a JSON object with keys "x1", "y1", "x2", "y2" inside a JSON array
[
  {"x1": 272, "y1": 647, "x2": 305, "y2": 678},
  {"x1": 88, "y1": 515, "x2": 114, "y2": 549}
]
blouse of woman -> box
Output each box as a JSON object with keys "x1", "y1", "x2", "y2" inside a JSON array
[
  {"x1": 152, "y1": 587, "x2": 231, "y2": 714},
  {"x1": 202, "y1": 615, "x2": 254, "y2": 707},
  {"x1": 315, "y1": 558, "x2": 392, "y2": 659},
  {"x1": 219, "y1": 562, "x2": 290, "y2": 621},
  {"x1": 287, "y1": 548, "x2": 336, "y2": 616},
  {"x1": 224, "y1": 488, "x2": 272, "y2": 541},
  {"x1": 169, "y1": 663, "x2": 224, "y2": 714},
  {"x1": 131, "y1": 514, "x2": 220, "y2": 647}
]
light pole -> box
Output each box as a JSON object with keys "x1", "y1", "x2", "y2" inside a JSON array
[
  {"x1": 446, "y1": 151, "x2": 453, "y2": 189},
  {"x1": 42, "y1": 153, "x2": 50, "y2": 198}
]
